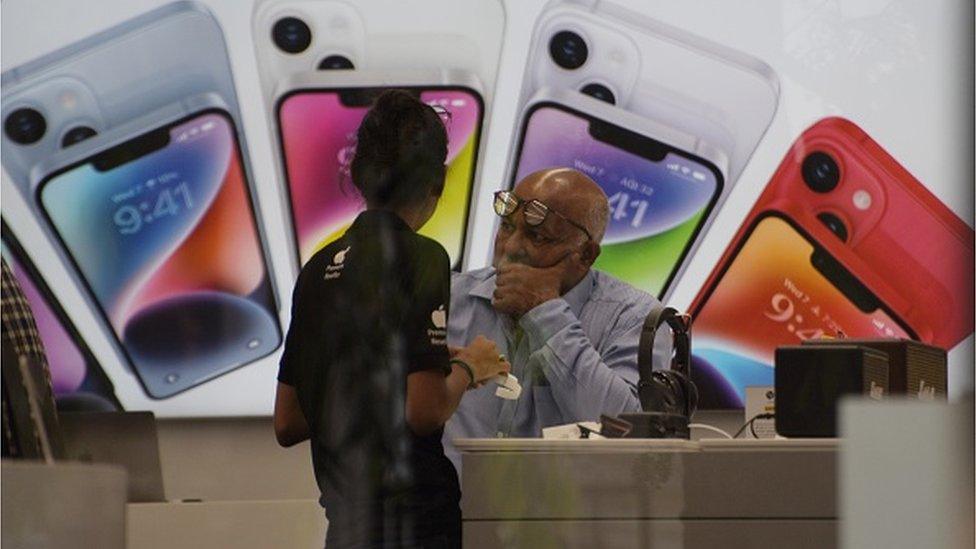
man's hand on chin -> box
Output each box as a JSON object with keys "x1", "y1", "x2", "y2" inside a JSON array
[{"x1": 492, "y1": 256, "x2": 573, "y2": 318}]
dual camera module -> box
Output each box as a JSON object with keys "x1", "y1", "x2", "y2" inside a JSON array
[
  {"x1": 4, "y1": 106, "x2": 96, "y2": 149},
  {"x1": 4, "y1": 17, "x2": 356, "y2": 148},
  {"x1": 801, "y1": 151, "x2": 850, "y2": 242},
  {"x1": 547, "y1": 29, "x2": 852, "y2": 244},
  {"x1": 551, "y1": 28, "x2": 855, "y2": 244},
  {"x1": 271, "y1": 17, "x2": 354, "y2": 70},
  {"x1": 549, "y1": 30, "x2": 615, "y2": 105}
]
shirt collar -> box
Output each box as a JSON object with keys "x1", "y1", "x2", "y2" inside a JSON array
[
  {"x1": 349, "y1": 209, "x2": 412, "y2": 233},
  {"x1": 470, "y1": 267, "x2": 596, "y2": 318}
]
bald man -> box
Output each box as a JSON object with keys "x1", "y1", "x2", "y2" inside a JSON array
[{"x1": 443, "y1": 168, "x2": 669, "y2": 471}]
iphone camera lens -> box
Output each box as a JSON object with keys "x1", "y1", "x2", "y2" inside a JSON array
[
  {"x1": 318, "y1": 55, "x2": 355, "y2": 70},
  {"x1": 801, "y1": 152, "x2": 840, "y2": 193},
  {"x1": 4, "y1": 107, "x2": 46, "y2": 145},
  {"x1": 549, "y1": 30, "x2": 588, "y2": 70},
  {"x1": 61, "y1": 126, "x2": 97, "y2": 148},
  {"x1": 272, "y1": 17, "x2": 312, "y2": 54},
  {"x1": 817, "y1": 212, "x2": 849, "y2": 242},
  {"x1": 581, "y1": 83, "x2": 615, "y2": 104}
]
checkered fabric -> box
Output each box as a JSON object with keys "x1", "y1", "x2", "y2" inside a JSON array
[
  {"x1": 2, "y1": 258, "x2": 49, "y2": 360},
  {"x1": 2, "y1": 257, "x2": 56, "y2": 457}
]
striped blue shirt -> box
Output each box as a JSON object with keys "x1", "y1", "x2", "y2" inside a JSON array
[{"x1": 443, "y1": 266, "x2": 669, "y2": 472}]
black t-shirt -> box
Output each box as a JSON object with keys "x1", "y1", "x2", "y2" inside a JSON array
[{"x1": 278, "y1": 210, "x2": 458, "y2": 536}]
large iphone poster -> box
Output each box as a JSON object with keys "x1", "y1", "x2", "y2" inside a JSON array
[{"x1": 1, "y1": 0, "x2": 971, "y2": 416}]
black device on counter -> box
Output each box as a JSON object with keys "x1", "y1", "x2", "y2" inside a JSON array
[
  {"x1": 801, "y1": 338, "x2": 946, "y2": 399},
  {"x1": 614, "y1": 306, "x2": 698, "y2": 439},
  {"x1": 774, "y1": 344, "x2": 889, "y2": 438}
]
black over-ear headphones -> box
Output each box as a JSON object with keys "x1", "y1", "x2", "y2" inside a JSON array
[{"x1": 615, "y1": 306, "x2": 699, "y2": 439}]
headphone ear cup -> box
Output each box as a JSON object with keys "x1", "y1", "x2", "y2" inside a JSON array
[
  {"x1": 663, "y1": 371, "x2": 684, "y2": 413},
  {"x1": 645, "y1": 371, "x2": 677, "y2": 413},
  {"x1": 647, "y1": 370, "x2": 696, "y2": 416},
  {"x1": 660, "y1": 370, "x2": 698, "y2": 418}
]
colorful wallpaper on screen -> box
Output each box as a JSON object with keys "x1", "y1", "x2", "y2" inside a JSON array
[
  {"x1": 2, "y1": 240, "x2": 119, "y2": 409},
  {"x1": 692, "y1": 214, "x2": 912, "y2": 408},
  {"x1": 38, "y1": 112, "x2": 280, "y2": 398},
  {"x1": 513, "y1": 104, "x2": 718, "y2": 297},
  {"x1": 278, "y1": 88, "x2": 482, "y2": 266}
]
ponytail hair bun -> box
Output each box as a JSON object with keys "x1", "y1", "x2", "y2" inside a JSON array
[{"x1": 350, "y1": 89, "x2": 449, "y2": 208}]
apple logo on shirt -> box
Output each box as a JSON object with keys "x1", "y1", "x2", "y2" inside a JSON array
[
  {"x1": 325, "y1": 246, "x2": 351, "y2": 280},
  {"x1": 431, "y1": 305, "x2": 447, "y2": 329}
]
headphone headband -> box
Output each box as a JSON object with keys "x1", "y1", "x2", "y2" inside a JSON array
[{"x1": 638, "y1": 307, "x2": 691, "y2": 378}]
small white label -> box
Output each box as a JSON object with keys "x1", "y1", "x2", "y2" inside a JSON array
[
  {"x1": 869, "y1": 381, "x2": 885, "y2": 401},
  {"x1": 917, "y1": 380, "x2": 936, "y2": 401},
  {"x1": 745, "y1": 386, "x2": 777, "y2": 439}
]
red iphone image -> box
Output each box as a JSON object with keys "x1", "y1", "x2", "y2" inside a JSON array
[{"x1": 687, "y1": 117, "x2": 973, "y2": 408}]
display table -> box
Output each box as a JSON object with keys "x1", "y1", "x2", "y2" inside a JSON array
[{"x1": 457, "y1": 438, "x2": 838, "y2": 549}]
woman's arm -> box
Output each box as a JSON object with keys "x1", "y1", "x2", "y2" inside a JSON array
[
  {"x1": 274, "y1": 382, "x2": 310, "y2": 447},
  {"x1": 405, "y1": 336, "x2": 510, "y2": 437},
  {"x1": 405, "y1": 365, "x2": 474, "y2": 437}
]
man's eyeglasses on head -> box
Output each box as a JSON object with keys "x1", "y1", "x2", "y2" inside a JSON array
[{"x1": 493, "y1": 190, "x2": 592, "y2": 241}]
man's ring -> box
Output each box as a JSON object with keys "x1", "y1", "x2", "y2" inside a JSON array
[{"x1": 499, "y1": 354, "x2": 507, "y2": 363}]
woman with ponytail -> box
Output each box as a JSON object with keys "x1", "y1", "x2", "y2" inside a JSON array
[{"x1": 274, "y1": 90, "x2": 509, "y2": 548}]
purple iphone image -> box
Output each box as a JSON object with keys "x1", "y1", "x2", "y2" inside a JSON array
[{"x1": 511, "y1": 100, "x2": 723, "y2": 298}]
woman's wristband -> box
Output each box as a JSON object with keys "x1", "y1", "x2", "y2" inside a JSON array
[{"x1": 450, "y1": 359, "x2": 476, "y2": 388}]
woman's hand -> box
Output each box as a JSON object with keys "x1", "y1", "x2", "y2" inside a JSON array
[{"x1": 454, "y1": 335, "x2": 511, "y2": 384}]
